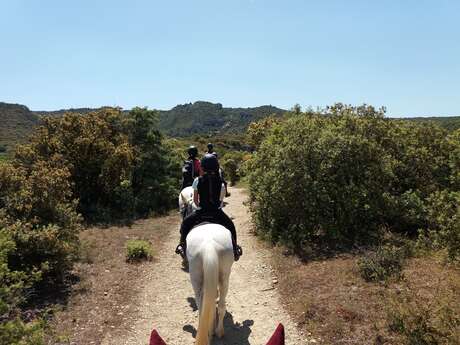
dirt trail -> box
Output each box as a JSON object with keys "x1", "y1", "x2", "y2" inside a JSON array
[{"x1": 102, "y1": 187, "x2": 308, "y2": 345}]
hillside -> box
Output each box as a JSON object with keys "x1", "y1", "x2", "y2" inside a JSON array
[
  {"x1": 30, "y1": 102, "x2": 287, "y2": 137},
  {"x1": 34, "y1": 107, "x2": 98, "y2": 117},
  {"x1": 405, "y1": 116, "x2": 460, "y2": 131},
  {"x1": 0, "y1": 102, "x2": 40, "y2": 153},
  {"x1": 158, "y1": 101, "x2": 287, "y2": 136},
  {"x1": 1, "y1": 101, "x2": 460, "y2": 155}
]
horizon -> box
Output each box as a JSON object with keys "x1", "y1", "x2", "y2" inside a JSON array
[
  {"x1": 1, "y1": 1, "x2": 459, "y2": 117},
  {"x1": 2, "y1": 99, "x2": 460, "y2": 118}
]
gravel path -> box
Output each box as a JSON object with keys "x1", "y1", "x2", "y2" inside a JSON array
[{"x1": 102, "y1": 187, "x2": 308, "y2": 345}]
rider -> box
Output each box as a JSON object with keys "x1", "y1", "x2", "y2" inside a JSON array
[
  {"x1": 176, "y1": 154, "x2": 242, "y2": 261},
  {"x1": 206, "y1": 143, "x2": 230, "y2": 197},
  {"x1": 206, "y1": 142, "x2": 217, "y2": 157},
  {"x1": 181, "y1": 145, "x2": 202, "y2": 190}
]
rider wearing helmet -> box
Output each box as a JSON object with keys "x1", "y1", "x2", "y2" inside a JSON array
[
  {"x1": 176, "y1": 153, "x2": 242, "y2": 261},
  {"x1": 181, "y1": 145, "x2": 202, "y2": 190},
  {"x1": 206, "y1": 143, "x2": 230, "y2": 196},
  {"x1": 206, "y1": 142, "x2": 217, "y2": 157}
]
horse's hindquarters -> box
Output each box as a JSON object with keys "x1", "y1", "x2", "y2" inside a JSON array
[
  {"x1": 186, "y1": 224, "x2": 233, "y2": 345},
  {"x1": 186, "y1": 224, "x2": 234, "y2": 259}
]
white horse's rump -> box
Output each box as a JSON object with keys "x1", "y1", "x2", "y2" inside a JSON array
[
  {"x1": 178, "y1": 184, "x2": 226, "y2": 219},
  {"x1": 178, "y1": 186, "x2": 195, "y2": 219},
  {"x1": 187, "y1": 224, "x2": 234, "y2": 345}
]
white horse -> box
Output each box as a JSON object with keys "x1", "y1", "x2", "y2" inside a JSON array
[
  {"x1": 178, "y1": 186, "x2": 195, "y2": 219},
  {"x1": 178, "y1": 186, "x2": 233, "y2": 345},
  {"x1": 187, "y1": 224, "x2": 234, "y2": 345}
]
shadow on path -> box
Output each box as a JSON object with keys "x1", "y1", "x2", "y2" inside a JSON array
[
  {"x1": 187, "y1": 296, "x2": 198, "y2": 311},
  {"x1": 183, "y1": 309, "x2": 253, "y2": 345}
]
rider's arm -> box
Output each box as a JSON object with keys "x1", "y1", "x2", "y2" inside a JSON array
[
  {"x1": 220, "y1": 182, "x2": 225, "y2": 202},
  {"x1": 192, "y1": 177, "x2": 200, "y2": 207},
  {"x1": 193, "y1": 189, "x2": 200, "y2": 207},
  {"x1": 195, "y1": 160, "x2": 203, "y2": 177}
]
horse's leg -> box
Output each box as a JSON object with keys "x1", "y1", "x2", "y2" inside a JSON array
[
  {"x1": 189, "y1": 259, "x2": 203, "y2": 312},
  {"x1": 216, "y1": 267, "x2": 230, "y2": 338}
]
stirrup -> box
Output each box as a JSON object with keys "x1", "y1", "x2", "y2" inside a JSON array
[
  {"x1": 234, "y1": 245, "x2": 243, "y2": 261},
  {"x1": 175, "y1": 244, "x2": 186, "y2": 259}
]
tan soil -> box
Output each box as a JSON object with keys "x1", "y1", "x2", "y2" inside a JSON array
[
  {"x1": 270, "y1": 238, "x2": 460, "y2": 344},
  {"x1": 47, "y1": 216, "x2": 175, "y2": 345},
  {"x1": 101, "y1": 187, "x2": 311, "y2": 345}
]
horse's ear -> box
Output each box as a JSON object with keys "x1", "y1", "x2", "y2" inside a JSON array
[
  {"x1": 149, "y1": 329, "x2": 167, "y2": 345},
  {"x1": 266, "y1": 323, "x2": 285, "y2": 345}
]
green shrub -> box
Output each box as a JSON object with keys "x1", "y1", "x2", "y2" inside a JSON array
[
  {"x1": 127, "y1": 107, "x2": 180, "y2": 216},
  {"x1": 222, "y1": 158, "x2": 238, "y2": 186},
  {"x1": 447, "y1": 129, "x2": 460, "y2": 190},
  {"x1": 13, "y1": 107, "x2": 179, "y2": 221},
  {"x1": 387, "y1": 284, "x2": 460, "y2": 345},
  {"x1": 358, "y1": 245, "x2": 406, "y2": 282},
  {"x1": 126, "y1": 240, "x2": 153, "y2": 262},
  {"x1": 247, "y1": 104, "x2": 458, "y2": 252},
  {"x1": 0, "y1": 107, "x2": 179, "y2": 342},
  {"x1": 0, "y1": 144, "x2": 6, "y2": 153},
  {"x1": 248, "y1": 106, "x2": 395, "y2": 249},
  {"x1": 0, "y1": 318, "x2": 45, "y2": 345},
  {"x1": 14, "y1": 108, "x2": 136, "y2": 221},
  {"x1": 246, "y1": 115, "x2": 282, "y2": 149},
  {"x1": 420, "y1": 191, "x2": 460, "y2": 261},
  {"x1": 0, "y1": 161, "x2": 81, "y2": 280},
  {"x1": 0, "y1": 229, "x2": 45, "y2": 345}
]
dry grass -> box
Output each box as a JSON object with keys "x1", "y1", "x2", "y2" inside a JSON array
[
  {"x1": 271, "y1": 247, "x2": 460, "y2": 345},
  {"x1": 45, "y1": 214, "x2": 178, "y2": 345}
]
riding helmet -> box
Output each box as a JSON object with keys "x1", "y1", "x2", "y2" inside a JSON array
[
  {"x1": 201, "y1": 153, "x2": 219, "y2": 172},
  {"x1": 187, "y1": 145, "x2": 198, "y2": 157}
]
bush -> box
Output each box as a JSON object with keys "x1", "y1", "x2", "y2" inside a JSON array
[
  {"x1": 447, "y1": 129, "x2": 460, "y2": 190},
  {"x1": 13, "y1": 107, "x2": 179, "y2": 221},
  {"x1": 127, "y1": 107, "x2": 180, "y2": 216},
  {"x1": 126, "y1": 239, "x2": 153, "y2": 262},
  {"x1": 358, "y1": 245, "x2": 406, "y2": 282},
  {"x1": 387, "y1": 284, "x2": 460, "y2": 345},
  {"x1": 420, "y1": 191, "x2": 460, "y2": 261},
  {"x1": 14, "y1": 108, "x2": 136, "y2": 221},
  {"x1": 0, "y1": 160, "x2": 81, "y2": 280},
  {"x1": 246, "y1": 115, "x2": 282, "y2": 150},
  {"x1": 248, "y1": 106, "x2": 395, "y2": 249},
  {"x1": 0, "y1": 229, "x2": 45, "y2": 345},
  {"x1": 222, "y1": 158, "x2": 238, "y2": 186},
  {"x1": 0, "y1": 144, "x2": 6, "y2": 153},
  {"x1": 0, "y1": 146, "x2": 80, "y2": 345},
  {"x1": 247, "y1": 104, "x2": 459, "y2": 253},
  {"x1": 0, "y1": 107, "x2": 179, "y2": 342},
  {"x1": 0, "y1": 318, "x2": 45, "y2": 345}
]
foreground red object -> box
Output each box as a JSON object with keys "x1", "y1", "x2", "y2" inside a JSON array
[
  {"x1": 149, "y1": 323, "x2": 285, "y2": 345},
  {"x1": 149, "y1": 329, "x2": 167, "y2": 345},
  {"x1": 266, "y1": 324, "x2": 285, "y2": 345}
]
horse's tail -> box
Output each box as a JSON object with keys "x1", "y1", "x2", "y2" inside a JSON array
[{"x1": 195, "y1": 243, "x2": 218, "y2": 345}]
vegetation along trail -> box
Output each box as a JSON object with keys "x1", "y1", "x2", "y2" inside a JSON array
[{"x1": 102, "y1": 187, "x2": 310, "y2": 345}]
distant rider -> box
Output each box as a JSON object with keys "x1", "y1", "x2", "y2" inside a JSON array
[
  {"x1": 206, "y1": 142, "x2": 230, "y2": 196},
  {"x1": 206, "y1": 142, "x2": 217, "y2": 157},
  {"x1": 181, "y1": 145, "x2": 202, "y2": 190},
  {"x1": 176, "y1": 154, "x2": 242, "y2": 261}
]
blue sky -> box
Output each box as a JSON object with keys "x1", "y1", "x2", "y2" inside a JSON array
[{"x1": 1, "y1": 0, "x2": 459, "y2": 116}]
